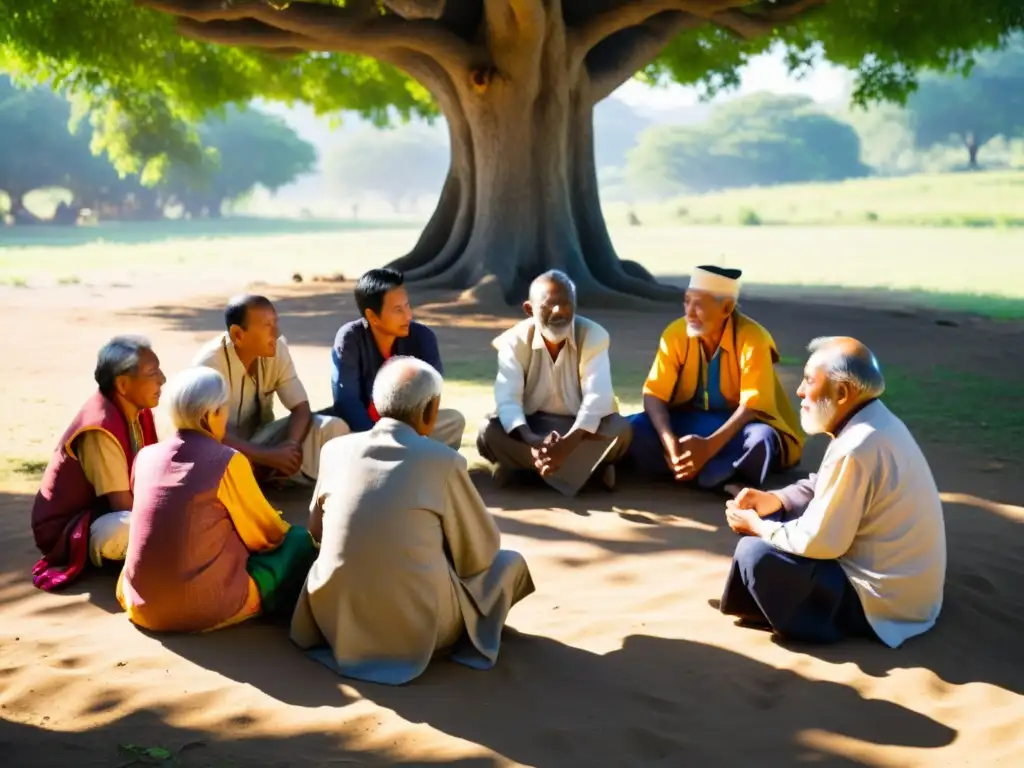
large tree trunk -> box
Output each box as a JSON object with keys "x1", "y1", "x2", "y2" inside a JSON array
[{"x1": 385, "y1": 8, "x2": 682, "y2": 309}]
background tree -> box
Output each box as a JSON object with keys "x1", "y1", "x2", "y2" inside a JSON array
[
  {"x1": 0, "y1": 78, "x2": 75, "y2": 222},
  {"x1": 628, "y1": 93, "x2": 868, "y2": 194},
  {"x1": 906, "y1": 39, "x2": 1024, "y2": 168},
  {"x1": 2, "y1": 0, "x2": 1022, "y2": 304},
  {"x1": 324, "y1": 126, "x2": 449, "y2": 212},
  {"x1": 162, "y1": 106, "x2": 318, "y2": 218}
]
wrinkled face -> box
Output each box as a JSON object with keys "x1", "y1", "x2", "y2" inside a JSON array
[
  {"x1": 797, "y1": 357, "x2": 838, "y2": 435},
  {"x1": 234, "y1": 304, "x2": 280, "y2": 359},
  {"x1": 527, "y1": 279, "x2": 575, "y2": 343},
  {"x1": 118, "y1": 348, "x2": 165, "y2": 410},
  {"x1": 684, "y1": 290, "x2": 733, "y2": 338},
  {"x1": 204, "y1": 405, "x2": 229, "y2": 442},
  {"x1": 368, "y1": 286, "x2": 413, "y2": 338}
]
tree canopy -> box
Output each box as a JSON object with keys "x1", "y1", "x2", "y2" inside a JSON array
[
  {"x1": 2, "y1": 1, "x2": 1021, "y2": 176},
  {"x1": 0, "y1": 77, "x2": 317, "y2": 222},
  {"x1": 161, "y1": 105, "x2": 318, "y2": 217},
  {"x1": 905, "y1": 40, "x2": 1024, "y2": 167},
  {"x1": 627, "y1": 93, "x2": 868, "y2": 195}
]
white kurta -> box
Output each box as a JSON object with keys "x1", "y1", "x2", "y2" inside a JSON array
[{"x1": 763, "y1": 400, "x2": 947, "y2": 648}]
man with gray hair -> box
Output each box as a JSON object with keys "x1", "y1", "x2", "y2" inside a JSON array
[
  {"x1": 719, "y1": 336, "x2": 947, "y2": 648},
  {"x1": 477, "y1": 269, "x2": 632, "y2": 496},
  {"x1": 627, "y1": 265, "x2": 804, "y2": 492},
  {"x1": 291, "y1": 356, "x2": 535, "y2": 684},
  {"x1": 31, "y1": 335, "x2": 165, "y2": 591}
]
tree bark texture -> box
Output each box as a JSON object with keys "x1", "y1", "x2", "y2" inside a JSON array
[{"x1": 141, "y1": 0, "x2": 826, "y2": 307}]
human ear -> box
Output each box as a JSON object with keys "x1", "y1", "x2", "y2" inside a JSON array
[
  {"x1": 422, "y1": 397, "x2": 440, "y2": 426},
  {"x1": 522, "y1": 300, "x2": 532, "y2": 318}
]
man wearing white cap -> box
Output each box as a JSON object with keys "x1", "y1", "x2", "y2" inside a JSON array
[{"x1": 626, "y1": 265, "x2": 804, "y2": 490}]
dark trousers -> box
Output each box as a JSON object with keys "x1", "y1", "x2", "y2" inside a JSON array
[
  {"x1": 627, "y1": 409, "x2": 781, "y2": 489},
  {"x1": 720, "y1": 532, "x2": 877, "y2": 644}
]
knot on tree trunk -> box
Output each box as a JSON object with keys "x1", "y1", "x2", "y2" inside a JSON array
[
  {"x1": 470, "y1": 67, "x2": 496, "y2": 93},
  {"x1": 382, "y1": 0, "x2": 445, "y2": 20}
]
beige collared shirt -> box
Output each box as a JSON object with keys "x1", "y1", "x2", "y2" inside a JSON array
[
  {"x1": 494, "y1": 320, "x2": 615, "y2": 436},
  {"x1": 761, "y1": 400, "x2": 947, "y2": 648},
  {"x1": 192, "y1": 333, "x2": 308, "y2": 441}
]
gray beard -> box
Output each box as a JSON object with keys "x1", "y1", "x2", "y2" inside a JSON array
[
  {"x1": 800, "y1": 397, "x2": 838, "y2": 435},
  {"x1": 539, "y1": 321, "x2": 572, "y2": 343}
]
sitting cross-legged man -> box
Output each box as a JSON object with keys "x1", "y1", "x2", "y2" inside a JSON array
[
  {"x1": 330, "y1": 267, "x2": 465, "y2": 450},
  {"x1": 627, "y1": 266, "x2": 803, "y2": 492},
  {"x1": 194, "y1": 294, "x2": 349, "y2": 484},
  {"x1": 719, "y1": 337, "x2": 947, "y2": 648},
  {"x1": 31, "y1": 335, "x2": 163, "y2": 591},
  {"x1": 291, "y1": 356, "x2": 535, "y2": 685},
  {"x1": 476, "y1": 270, "x2": 632, "y2": 496}
]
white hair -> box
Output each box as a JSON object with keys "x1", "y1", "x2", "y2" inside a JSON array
[
  {"x1": 372, "y1": 356, "x2": 443, "y2": 424},
  {"x1": 95, "y1": 335, "x2": 152, "y2": 396},
  {"x1": 531, "y1": 269, "x2": 577, "y2": 303},
  {"x1": 165, "y1": 367, "x2": 230, "y2": 432},
  {"x1": 807, "y1": 337, "x2": 886, "y2": 398}
]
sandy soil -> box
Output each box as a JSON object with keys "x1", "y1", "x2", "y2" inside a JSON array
[{"x1": 1, "y1": 274, "x2": 1023, "y2": 767}]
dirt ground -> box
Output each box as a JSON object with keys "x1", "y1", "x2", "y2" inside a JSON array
[{"x1": 1, "y1": 274, "x2": 1022, "y2": 767}]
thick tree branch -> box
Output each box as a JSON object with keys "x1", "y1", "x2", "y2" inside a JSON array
[
  {"x1": 176, "y1": 18, "x2": 317, "y2": 50},
  {"x1": 483, "y1": 0, "x2": 546, "y2": 44},
  {"x1": 135, "y1": 0, "x2": 480, "y2": 71},
  {"x1": 587, "y1": 11, "x2": 705, "y2": 102},
  {"x1": 570, "y1": 0, "x2": 738, "y2": 58},
  {"x1": 711, "y1": 0, "x2": 828, "y2": 39}
]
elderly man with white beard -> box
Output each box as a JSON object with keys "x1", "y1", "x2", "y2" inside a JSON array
[
  {"x1": 626, "y1": 266, "x2": 804, "y2": 492},
  {"x1": 476, "y1": 270, "x2": 632, "y2": 496},
  {"x1": 718, "y1": 336, "x2": 947, "y2": 648}
]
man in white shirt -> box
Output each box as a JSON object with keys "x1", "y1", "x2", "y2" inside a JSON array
[
  {"x1": 476, "y1": 270, "x2": 632, "y2": 496},
  {"x1": 193, "y1": 294, "x2": 348, "y2": 483},
  {"x1": 719, "y1": 336, "x2": 947, "y2": 648}
]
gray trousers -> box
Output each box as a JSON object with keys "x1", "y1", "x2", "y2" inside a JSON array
[{"x1": 476, "y1": 412, "x2": 633, "y2": 496}]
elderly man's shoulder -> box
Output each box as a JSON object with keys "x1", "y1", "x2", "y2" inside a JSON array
[
  {"x1": 192, "y1": 333, "x2": 229, "y2": 369},
  {"x1": 575, "y1": 315, "x2": 610, "y2": 343},
  {"x1": 323, "y1": 425, "x2": 464, "y2": 466},
  {"x1": 839, "y1": 402, "x2": 918, "y2": 457},
  {"x1": 734, "y1": 311, "x2": 775, "y2": 338},
  {"x1": 491, "y1": 317, "x2": 535, "y2": 350}
]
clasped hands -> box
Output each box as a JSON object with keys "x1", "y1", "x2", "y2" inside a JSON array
[
  {"x1": 264, "y1": 439, "x2": 303, "y2": 477},
  {"x1": 724, "y1": 487, "x2": 783, "y2": 536},
  {"x1": 527, "y1": 430, "x2": 576, "y2": 477},
  {"x1": 664, "y1": 434, "x2": 714, "y2": 482}
]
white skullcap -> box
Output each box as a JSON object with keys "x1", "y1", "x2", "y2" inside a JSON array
[{"x1": 688, "y1": 266, "x2": 741, "y2": 299}]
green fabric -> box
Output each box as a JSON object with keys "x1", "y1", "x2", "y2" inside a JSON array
[{"x1": 246, "y1": 526, "x2": 317, "y2": 618}]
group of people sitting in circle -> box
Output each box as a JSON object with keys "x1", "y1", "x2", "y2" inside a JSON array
[{"x1": 29, "y1": 264, "x2": 947, "y2": 684}]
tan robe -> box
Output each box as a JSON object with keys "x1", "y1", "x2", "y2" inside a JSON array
[{"x1": 290, "y1": 418, "x2": 535, "y2": 685}]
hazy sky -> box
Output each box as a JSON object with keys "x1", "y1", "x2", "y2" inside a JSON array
[{"x1": 616, "y1": 46, "x2": 854, "y2": 110}]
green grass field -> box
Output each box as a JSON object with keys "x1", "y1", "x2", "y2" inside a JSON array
[
  {"x1": 4, "y1": 219, "x2": 1024, "y2": 318},
  {"x1": 608, "y1": 169, "x2": 1024, "y2": 228}
]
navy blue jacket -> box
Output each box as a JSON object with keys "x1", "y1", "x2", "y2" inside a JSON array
[{"x1": 330, "y1": 319, "x2": 444, "y2": 432}]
